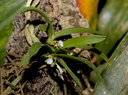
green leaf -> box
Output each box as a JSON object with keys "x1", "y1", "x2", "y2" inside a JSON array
[
  {"x1": 54, "y1": 27, "x2": 101, "y2": 39},
  {"x1": 20, "y1": 7, "x2": 55, "y2": 39},
  {"x1": 0, "y1": 0, "x2": 26, "y2": 66},
  {"x1": 95, "y1": 0, "x2": 128, "y2": 64},
  {"x1": 63, "y1": 35, "x2": 106, "y2": 48},
  {"x1": 20, "y1": 42, "x2": 43, "y2": 67},
  {"x1": 27, "y1": 24, "x2": 40, "y2": 43},
  {"x1": 78, "y1": 46, "x2": 111, "y2": 65},
  {"x1": 58, "y1": 58, "x2": 82, "y2": 87},
  {"x1": 42, "y1": 44, "x2": 57, "y2": 53},
  {"x1": 89, "y1": 64, "x2": 107, "y2": 84},
  {"x1": 39, "y1": 23, "x2": 48, "y2": 32},
  {"x1": 24, "y1": 24, "x2": 33, "y2": 45},
  {"x1": 53, "y1": 54, "x2": 104, "y2": 84},
  {"x1": 20, "y1": 42, "x2": 57, "y2": 66},
  {"x1": 93, "y1": 33, "x2": 128, "y2": 95}
]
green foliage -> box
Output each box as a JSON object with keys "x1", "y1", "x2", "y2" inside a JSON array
[
  {"x1": 63, "y1": 35, "x2": 105, "y2": 48},
  {"x1": 20, "y1": 42, "x2": 43, "y2": 66},
  {"x1": 53, "y1": 54, "x2": 104, "y2": 84},
  {"x1": 1, "y1": 0, "x2": 128, "y2": 94},
  {"x1": 19, "y1": 7, "x2": 108, "y2": 87},
  {"x1": 20, "y1": 6, "x2": 55, "y2": 39},
  {"x1": 25, "y1": 24, "x2": 40, "y2": 45},
  {"x1": 39, "y1": 23, "x2": 48, "y2": 32},
  {"x1": 89, "y1": 63, "x2": 106, "y2": 84},
  {"x1": 78, "y1": 46, "x2": 111, "y2": 65},
  {"x1": 93, "y1": 32, "x2": 128, "y2": 95},
  {"x1": 95, "y1": 0, "x2": 128, "y2": 64},
  {"x1": 54, "y1": 27, "x2": 101, "y2": 39},
  {"x1": 0, "y1": 0, "x2": 26, "y2": 65},
  {"x1": 58, "y1": 58, "x2": 82, "y2": 87}
]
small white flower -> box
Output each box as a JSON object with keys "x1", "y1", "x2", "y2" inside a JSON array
[
  {"x1": 59, "y1": 69, "x2": 64, "y2": 75},
  {"x1": 57, "y1": 40, "x2": 63, "y2": 47},
  {"x1": 69, "y1": 52, "x2": 73, "y2": 55},
  {"x1": 57, "y1": 64, "x2": 64, "y2": 75},
  {"x1": 46, "y1": 58, "x2": 53, "y2": 65}
]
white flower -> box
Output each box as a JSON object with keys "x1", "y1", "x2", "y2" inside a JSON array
[
  {"x1": 57, "y1": 64, "x2": 64, "y2": 75},
  {"x1": 57, "y1": 65, "x2": 64, "y2": 80},
  {"x1": 69, "y1": 52, "x2": 73, "y2": 55},
  {"x1": 57, "y1": 40, "x2": 63, "y2": 47},
  {"x1": 46, "y1": 58, "x2": 53, "y2": 65},
  {"x1": 59, "y1": 69, "x2": 64, "y2": 75}
]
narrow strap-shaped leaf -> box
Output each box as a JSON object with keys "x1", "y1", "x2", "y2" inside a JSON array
[
  {"x1": 57, "y1": 58, "x2": 82, "y2": 87},
  {"x1": 77, "y1": 46, "x2": 111, "y2": 65},
  {"x1": 28, "y1": 24, "x2": 40, "y2": 43},
  {"x1": 63, "y1": 35, "x2": 106, "y2": 48},
  {"x1": 20, "y1": 7, "x2": 55, "y2": 38},
  {"x1": 20, "y1": 42, "x2": 43, "y2": 66},
  {"x1": 25, "y1": 24, "x2": 40, "y2": 46},
  {"x1": 54, "y1": 27, "x2": 101, "y2": 39},
  {"x1": 24, "y1": 24, "x2": 33, "y2": 45},
  {"x1": 20, "y1": 43, "x2": 57, "y2": 67},
  {"x1": 53, "y1": 54, "x2": 104, "y2": 84},
  {"x1": 42, "y1": 44, "x2": 57, "y2": 53},
  {"x1": 96, "y1": 51, "x2": 111, "y2": 66}
]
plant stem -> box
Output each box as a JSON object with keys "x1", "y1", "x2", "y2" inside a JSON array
[{"x1": 20, "y1": 6, "x2": 55, "y2": 39}]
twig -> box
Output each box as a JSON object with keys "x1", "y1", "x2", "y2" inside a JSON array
[
  {"x1": 15, "y1": 68, "x2": 24, "y2": 95},
  {"x1": 7, "y1": 52, "x2": 22, "y2": 58},
  {"x1": 0, "y1": 68, "x2": 3, "y2": 95},
  {"x1": 2, "y1": 74, "x2": 23, "y2": 95}
]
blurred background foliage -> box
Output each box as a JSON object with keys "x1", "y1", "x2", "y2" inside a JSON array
[
  {"x1": 77, "y1": 0, "x2": 128, "y2": 64},
  {"x1": 93, "y1": 32, "x2": 128, "y2": 95},
  {"x1": 95, "y1": 0, "x2": 128, "y2": 64},
  {"x1": 77, "y1": 0, "x2": 128, "y2": 94},
  {"x1": 0, "y1": 0, "x2": 26, "y2": 65}
]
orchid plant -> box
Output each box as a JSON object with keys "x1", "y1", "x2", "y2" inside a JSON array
[{"x1": 20, "y1": 7, "x2": 110, "y2": 87}]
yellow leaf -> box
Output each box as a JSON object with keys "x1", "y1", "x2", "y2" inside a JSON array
[{"x1": 77, "y1": 0, "x2": 99, "y2": 29}]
